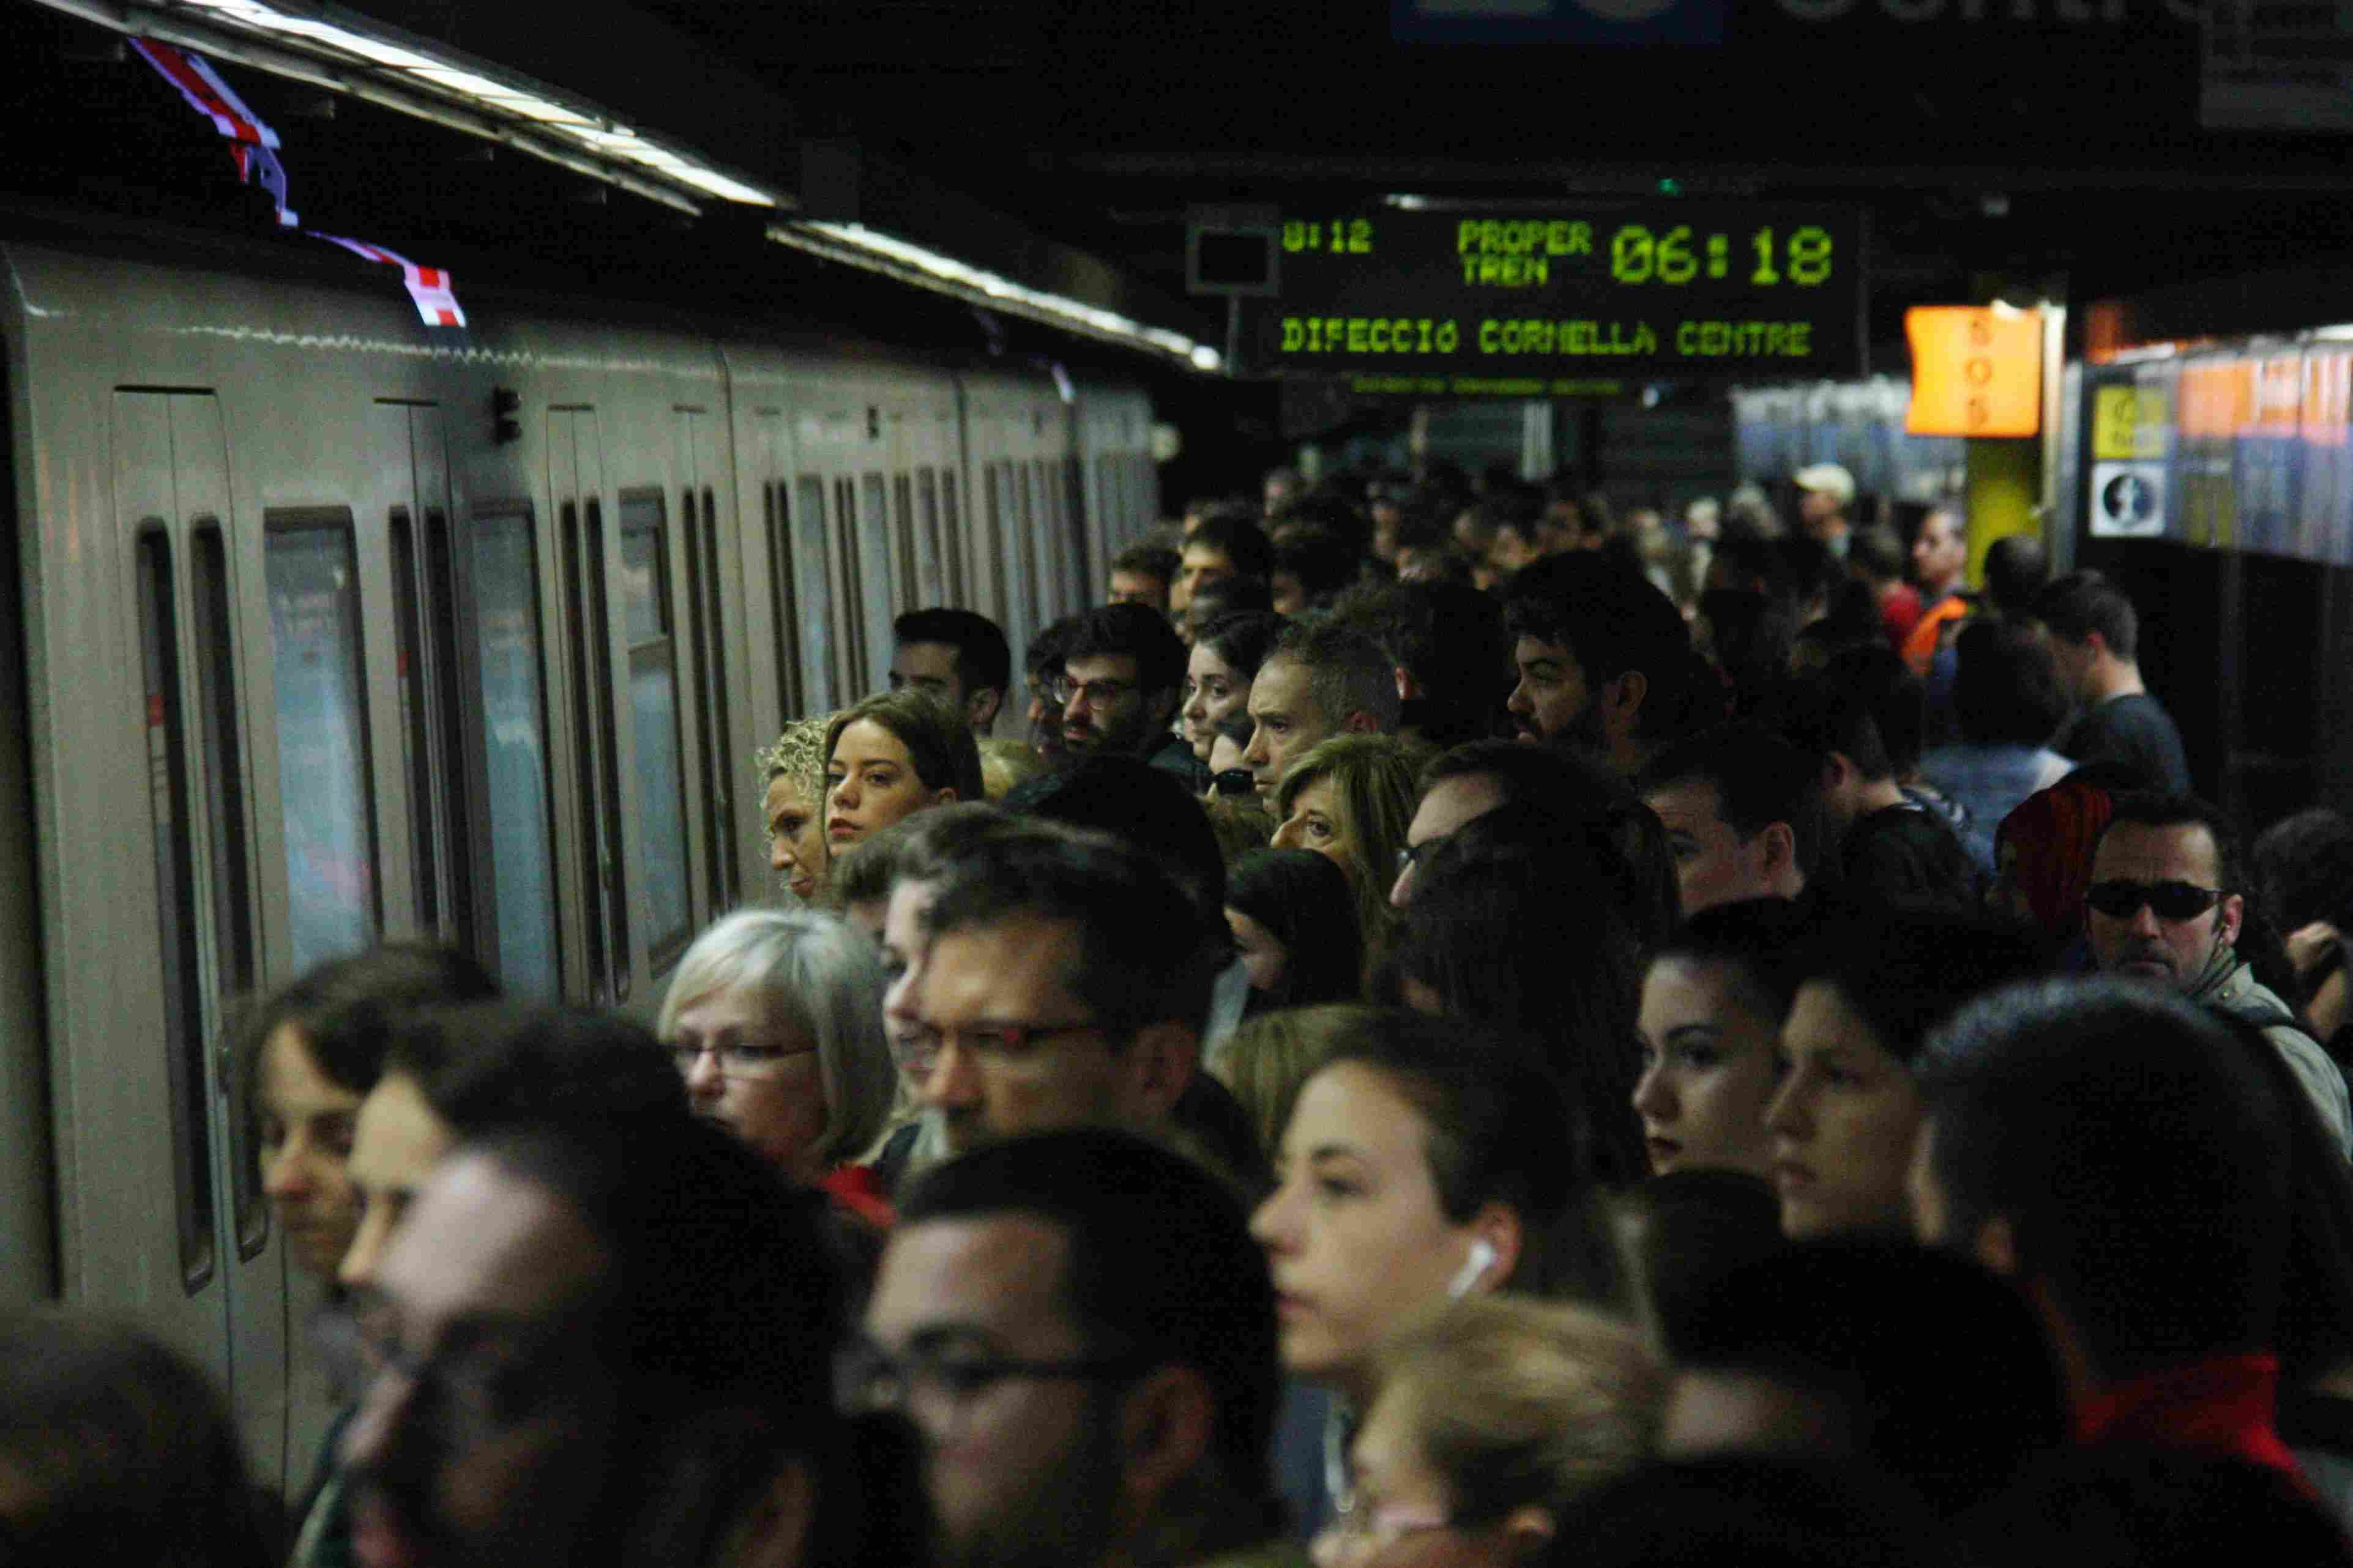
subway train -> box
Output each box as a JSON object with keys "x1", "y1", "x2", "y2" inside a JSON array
[{"x1": 0, "y1": 227, "x2": 1162, "y2": 1497}]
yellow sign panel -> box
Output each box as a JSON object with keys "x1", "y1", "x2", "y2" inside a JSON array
[
  {"x1": 2092, "y1": 385, "x2": 2169, "y2": 461},
  {"x1": 1906, "y1": 307, "x2": 2042, "y2": 437}
]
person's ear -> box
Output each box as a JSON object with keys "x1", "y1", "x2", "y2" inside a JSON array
[
  {"x1": 969, "y1": 687, "x2": 1003, "y2": 732},
  {"x1": 1393, "y1": 664, "x2": 1419, "y2": 702},
  {"x1": 1607, "y1": 669, "x2": 1649, "y2": 730},
  {"x1": 1120, "y1": 1021, "x2": 1199, "y2": 1122},
  {"x1": 1149, "y1": 686, "x2": 1181, "y2": 729},
  {"x1": 1756, "y1": 820, "x2": 1797, "y2": 881},
  {"x1": 1972, "y1": 1214, "x2": 2019, "y2": 1277},
  {"x1": 1463, "y1": 1202, "x2": 1525, "y2": 1295},
  {"x1": 1116, "y1": 1367, "x2": 1216, "y2": 1524},
  {"x1": 931, "y1": 785, "x2": 960, "y2": 807},
  {"x1": 1819, "y1": 752, "x2": 1851, "y2": 795},
  {"x1": 2218, "y1": 891, "x2": 2245, "y2": 950},
  {"x1": 1340, "y1": 710, "x2": 1381, "y2": 736}
]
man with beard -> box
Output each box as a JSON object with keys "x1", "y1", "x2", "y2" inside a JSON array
[
  {"x1": 341, "y1": 1109, "x2": 924, "y2": 1568},
  {"x1": 1056, "y1": 603, "x2": 1196, "y2": 783},
  {"x1": 1500, "y1": 554, "x2": 1696, "y2": 778},
  {"x1": 1023, "y1": 617, "x2": 1080, "y2": 765},
  {"x1": 2084, "y1": 793, "x2": 2350, "y2": 1153},
  {"x1": 859, "y1": 1129, "x2": 1294, "y2": 1568}
]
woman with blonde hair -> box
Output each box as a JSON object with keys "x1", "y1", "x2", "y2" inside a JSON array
[
  {"x1": 1272, "y1": 734, "x2": 1425, "y2": 946},
  {"x1": 1212, "y1": 1001, "x2": 1357, "y2": 1157},
  {"x1": 1321, "y1": 1297, "x2": 1663, "y2": 1568},
  {"x1": 760, "y1": 716, "x2": 834, "y2": 903}
]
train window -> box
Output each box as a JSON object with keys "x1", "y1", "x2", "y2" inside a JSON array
[
  {"x1": 893, "y1": 474, "x2": 919, "y2": 615},
  {"x1": 561, "y1": 500, "x2": 632, "y2": 1003},
  {"x1": 917, "y1": 470, "x2": 945, "y2": 606},
  {"x1": 620, "y1": 490, "x2": 690, "y2": 967},
  {"x1": 795, "y1": 476, "x2": 840, "y2": 710},
  {"x1": 390, "y1": 508, "x2": 476, "y2": 951},
  {"x1": 860, "y1": 473, "x2": 893, "y2": 686},
  {"x1": 1015, "y1": 461, "x2": 1044, "y2": 638},
  {"x1": 832, "y1": 477, "x2": 865, "y2": 696},
  {"x1": 191, "y1": 523, "x2": 266, "y2": 1260},
  {"x1": 262, "y1": 510, "x2": 381, "y2": 973},
  {"x1": 765, "y1": 483, "x2": 805, "y2": 721},
  {"x1": 133, "y1": 526, "x2": 217, "y2": 1296},
  {"x1": 1062, "y1": 455, "x2": 1089, "y2": 607},
  {"x1": 699, "y1": 486, "x2": 736, "y2": 910},
  {"x1": 941, "y1": 470, "x2": 967, "y2": 606},
  {"x1": 983, "y1": 463, "x2": 1010, "y2": 631},
  {"x1": 472, "y1": 509, "x2": 560, "y2": 999}
]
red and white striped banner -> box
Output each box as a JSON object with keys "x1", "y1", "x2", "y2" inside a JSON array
[{"x1": 131, "y1": 37, "x2": 468, "y2": 327}]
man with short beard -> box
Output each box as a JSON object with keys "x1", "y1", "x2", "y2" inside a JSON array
[
  {"x1": 1056, "y1": 603, "x2": 1196, "y2": 783},
  {"x1": 1499, "y1": 554, "x2": 1696, "y2": 778},
  {"x1": 859, "y1": 1129, "x2": 1293, "y2": 1568}
]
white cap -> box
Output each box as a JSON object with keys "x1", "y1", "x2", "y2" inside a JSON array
[{"x1": 1793, "y1": 463, "x2": 1857, "y2": 507}]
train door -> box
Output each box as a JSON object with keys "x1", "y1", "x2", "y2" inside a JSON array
[
  {"x1": 548, "y1": 409, "x2": 630, "y2": 1006},
  {"x1": 104, "y1": 389, "x2": 285, "y2": 1486}
]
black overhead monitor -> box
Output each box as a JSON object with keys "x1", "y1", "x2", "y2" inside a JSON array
[{"x1": 1249, "y1": 204, "x2": 1868, "y2": 391}]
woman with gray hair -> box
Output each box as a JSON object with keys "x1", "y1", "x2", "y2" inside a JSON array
[{"x1": 658, "y1": 909, "x2": 898, "y2": 1216}]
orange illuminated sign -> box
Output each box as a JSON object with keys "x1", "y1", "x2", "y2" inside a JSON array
[{"x1": 1906, "y1": 307, "x2": 2042, "y2": 437}]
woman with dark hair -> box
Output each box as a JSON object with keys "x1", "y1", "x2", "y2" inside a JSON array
[
  {"x1": 1251, "y1": 1009, "x2": 1597, "y2": 1526},
  {"x1": 1380, "y1": 812, "x2": 1652, "y2": 1187},
  {"x1": 822, "y1": 689, "x2": 984, "y2": 850},
  {"x1": 1763, "y1": 905, "x2": 2044, "y2": 1238},
  {"x1": 1184, "y1": 609, "x2": 1283, "y2": 762},
  {"x1": 1225, "y1": 847, "x2": 1364, "y2": 1019},
  {"x1": 1920, "y1": 619, "x2": 2073, "y2": 874},
  {"x1": 0, "y1": 1314, "x2": 270, "y2": 1568},
  {"x1": 1633, "y1": 899, "x2": 1810, "y2": 1182}
]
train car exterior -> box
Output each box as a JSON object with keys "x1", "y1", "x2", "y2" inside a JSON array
[{"x1": 0, "y1": 234, "x2": 1159, "y2": 1495}]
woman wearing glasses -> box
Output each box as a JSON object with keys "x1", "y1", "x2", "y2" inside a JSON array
[
  {"x1": 1314, "y1": 1296, "x2": 1661, "y2": 1568},
  {"x1": 824, "y1": 689, "x2": 985, "y2": 851},
  {"x1": 660, "y1": 908, "x2": 901, "y2": 1219}
]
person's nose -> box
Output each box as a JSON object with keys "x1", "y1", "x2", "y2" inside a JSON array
[
  {"x1": 2127, "y1": 901, "x2": 2164, "y2": 938},
  {"x1": 1185, "y1": 689, "x2": 1206, "y2": 725},
  {"x1": 1389, "y1": 862, "x2": 1415, "y2": 908},
  {"x1": 770, "y1": 834, "x2": 792, "y2": 874},
  {"x1": 1249, "y1": 1181, "x2": 1300, "y2": 1254},
  {"x1": 1506, "y1": 679, "x2": 1533, "y2": 717},
  {"x1": 684, "y1": 1046, "x2": 725, "y2": 1100},
  {"x1": 263, "y1": 1137, "x2": 309, "y2": 1200},
  {"x1": 1243, "y1": 724, "x2": 1269, "y2": 768},
  {"x1": 1271, "y1": 817, "x2": 1303, "y2": 850},
  {"x1": 1063, "y1": 692, "x2": 1087, "y2": 727},
  {"x1": 1632, "y1": 1057, "x2": 1673, "y2": 1121},
  {"x1": 919, "y1": 1039, "x2": 983, "y2": 1112},
  {"x1": 1762, "y1": 1071, "x2": 1808, "y2": 1140},
  {"x1": 338, "y1": 1209, "x2": 386, "y2": 1293}
]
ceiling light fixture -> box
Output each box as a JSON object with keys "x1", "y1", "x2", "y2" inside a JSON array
[{"x1": 769, "y1": 220, "x2": 1224, "y2": 373}]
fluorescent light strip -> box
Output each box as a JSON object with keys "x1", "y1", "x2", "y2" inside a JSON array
[
  {"x1": 772, "y1": 221, "x2": 1223, "y2": 372},
  {"x1": 54, "y1": 0, "x2": 781, "y2": 210}
]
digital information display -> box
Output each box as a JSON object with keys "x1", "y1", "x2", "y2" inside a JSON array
[{"x1": 1251, "y1": 205, "x2": 1866, "y2": 390}]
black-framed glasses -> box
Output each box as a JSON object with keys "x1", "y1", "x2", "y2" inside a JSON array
[
  {"x1": 895, "y1": 1019, "x2": 1106, "y2": 1067},
  {"x1": 2084, "y1": 879, "x2": 2225, "y2": 921},
  {"x1": 665, "y1": 1038, "x2": 818, "y2": 1077},
  {"x1": 835, "y1": 1340, "x2": 1153, "y2": 1434},
  {"x1": 1051, "y1": 675, "x2": 1135, "y2": 709}
]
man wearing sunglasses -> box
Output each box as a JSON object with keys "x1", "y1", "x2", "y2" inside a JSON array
[
  {"x1": 2084, "y1": 792, "x2": 2351, "y2": 1154},
  {"x1": 860, "y1": 1129, "x2": 1289, "y2": 1568}
]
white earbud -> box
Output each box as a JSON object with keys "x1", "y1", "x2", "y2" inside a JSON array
[{"x1": 1447, "y1": 1238, "x2": 1497, "y2": 1299}]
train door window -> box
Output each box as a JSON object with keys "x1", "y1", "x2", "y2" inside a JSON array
[
  {"x1": 698, "y1": 484, "x2": 736, "y2": 910},
  {"x1": 1030, "y1": 459, "x2": 1059, "y2": 620},
  {"x1": 133, "y1": 527, "x2": 217, "y2": 1294},
  {"x1": 561, "y1": 498, "x2": 631, "y2": 1002},
  {"x1": 860, "y1": 472, "x2": 893, "y2": 689},
  {"x1": 190, "y1": 524, "x2": 265, "y2": 1258},
  {"x1": 892, "y1": 474, "x2": 918, "y2": 614},
  {"x1": 261, "y1": 510, "x2": 381, "y2": 973},
  {"x1": 831, "y1": 477, "x2": 865, "y2": 696},
  {"x1": 469, "y1": 510, "x2": 560, "y2": 998},
  {"x1": 1015, "y1": 461, "x2": 1044, "y2": 636},
  {"x1": 764, "y1": 483, "x2": 805, "y2": 721},
  {"x1": 389, "y1": 507, "x2": 474, "y2": 950},
  {"x1": 941, "y1": 470, "x2": 967, "y2": 606},
  {"x1": 620, "y1": 491, "x2": 690, "y2": 967},
  {"x1": 791, "y1": 477, "x2": 838, "y2": 712},
  {"x1": 983, "y1": 463, "x2": 1010, "y2": 631},
  {"x1": 917, "y1": 470, "x2": 945, "y2": 607},
  {"x1": 1063, "y1": 455, "x2": 1089, "y2": 609}
]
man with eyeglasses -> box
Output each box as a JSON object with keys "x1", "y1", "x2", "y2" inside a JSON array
[
  {"x1": 859, "y1": 1129, "x2": 1296, "y2": 1568},
  {"x1": 906, "y1": 829, "x2": 1218, "y2": 1162},
  {"x1": 1056, "y1": 603, "x2": 1198, "y2": 785},
  {"x1": 2084, "y1": 792, "x2": 2351, "y2": 1153}
]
